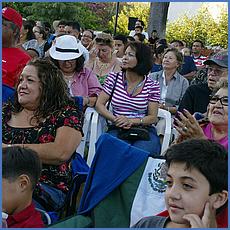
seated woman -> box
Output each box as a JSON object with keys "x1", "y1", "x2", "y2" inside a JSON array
[
  {"x1": 85, "y1": 32, "x2": 121, "y2": 85},
  {"x1": 2, "y1": 59, "x2": 83, "y2": 211},
  {"x1": 149, "y1": 48, "x2": 189, "y2": 138},
  {"x1": 96, "y1": 42, "x2": 161, "y2": 156},
  {"x1": 174, "y1": 78, "x2": 228, "y2": 150},
  {"x1": 49, "y1": 34, "x2": 102, "y2": 109}
]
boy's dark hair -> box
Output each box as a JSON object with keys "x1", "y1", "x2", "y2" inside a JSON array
[
  {"x1": 165, "y1": 139, "x2": 228, "y2": 195},
  {"x1": 58, "y1": 20, "x2": 66, "y2": 27},
  {"x1": 136, "y1": 19, "x2": 145, "y2": 27},
  {"x1": 66, "y1": 21, "x2": 81, "y2": 32},
  {"x1": 124, "y1": 42, "x2": 153, "y2": 76},
  {"x1": 2, "y1": 146, "x2": 42, "y2": 190},
  {"x1": 171, "y1": 39, "x2": 184, "y2": 47},
  {"x1": 192, "y1": 39, "x2": 205, "y2": 48},
  {"x1": 113, "y1": 34, "x2": 128, "y2": 45}
]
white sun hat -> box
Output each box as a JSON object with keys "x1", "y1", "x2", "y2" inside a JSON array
[{"x1": 49, "y1": 35, "x2": 84, "y2": 60}]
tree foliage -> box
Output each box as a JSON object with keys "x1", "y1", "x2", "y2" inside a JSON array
[
  {"x1": 166, "y1": 5, "x2": 228, "y2": 48},
  {"x1": 108, "y1": 2, "x2": 150, "y2": 35}
]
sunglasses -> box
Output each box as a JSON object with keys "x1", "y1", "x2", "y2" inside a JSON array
[
  {"x1": 209, "y1": 95, "x2": 228, "y2": 106},
  {"x1": 95, "y1": 37, "x2": 112, "y2": 44}
]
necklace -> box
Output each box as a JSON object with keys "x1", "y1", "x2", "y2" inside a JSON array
[{"x1": 95, "y1": 58, "x2": 113, "y2": 76}]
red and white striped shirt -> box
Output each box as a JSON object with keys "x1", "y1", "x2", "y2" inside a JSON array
[
  {"x1": 192, "y1": 55, "x2": 208, "y2": 68},
  {"x1": 103, "y1": 72, "x2": 160, "y2": 118}
]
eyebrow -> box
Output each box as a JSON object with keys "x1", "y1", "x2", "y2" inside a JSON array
[{"x1": 166, "y1": 173, "x2": 197, "y2": 183}]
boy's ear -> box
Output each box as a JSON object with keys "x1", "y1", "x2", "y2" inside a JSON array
[
  {"x1": 209, "y1": 190, "x2": 228, "y2": 210},
  {"x1": 18, "y1": 174, "x2": 31, "y2": 192}
]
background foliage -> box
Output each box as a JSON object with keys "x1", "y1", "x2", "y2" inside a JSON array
[{"x1": 3, "y1": 2, "x2": 228, "y2": 48}]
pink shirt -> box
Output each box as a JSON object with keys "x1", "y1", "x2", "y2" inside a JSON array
[
  {"x1": 69, "y1": 67, "x2": 102, "y2": 97},
  {"x1": 202, "y1": 123, "x2": 228, "y2": 150}
]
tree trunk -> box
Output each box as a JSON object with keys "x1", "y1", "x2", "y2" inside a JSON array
[{"x1": 148, "y1": 2, "x2": 170, "y2": 39}]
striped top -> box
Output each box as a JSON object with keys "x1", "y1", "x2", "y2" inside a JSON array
[
  {"x1": 103, "y1": 72, "x2": 160, "y2": 118},
  {"x1": 192, "y1": 55, "x2": 208, "y2": 68}
]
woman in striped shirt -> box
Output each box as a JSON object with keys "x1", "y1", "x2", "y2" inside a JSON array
[{"x1": 96, "y1": 42, "x2": 161, "y2": 156}]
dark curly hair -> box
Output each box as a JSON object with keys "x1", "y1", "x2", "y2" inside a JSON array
[{"x1": 12, "y1": 58, "x2": 74, "y2": 123}]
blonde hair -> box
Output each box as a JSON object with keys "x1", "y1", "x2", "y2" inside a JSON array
[{"x1": 94, "y1": 32, "x2": 114, "y2": 48}]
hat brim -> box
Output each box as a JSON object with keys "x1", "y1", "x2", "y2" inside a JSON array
[
  {"x1": 203, "y1": 59, "x2": 228, "y2": 68},
  {"x1": 49, "y1": 45, "x2": 82, "y2": 61}
]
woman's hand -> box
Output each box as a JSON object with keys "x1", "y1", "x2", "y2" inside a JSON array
[
  {"x1": 174, "y1": 109, "x2": 207, "y2": 142},
  {"x1": 183, "y1": 202, "x2": 217, "y2": 228},
  {"x1": 114, "y1": 115, "x2": 132, "y2": 129}
]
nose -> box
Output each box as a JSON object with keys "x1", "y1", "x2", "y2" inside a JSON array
[{"x1": 166, "y1": 185, "x2": 181, "y2": 200}]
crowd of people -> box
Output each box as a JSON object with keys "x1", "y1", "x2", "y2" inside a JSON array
[{"x1": 2, "y1": 6, "x2": 228, "y2": 228}]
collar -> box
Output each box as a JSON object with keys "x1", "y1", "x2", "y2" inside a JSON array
[{"x1": 7, "y1": 203, "x2": 36, "y2": 226}]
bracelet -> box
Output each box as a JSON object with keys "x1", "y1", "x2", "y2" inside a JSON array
[{"x1": 140, "y1": 118, "x2": 144, "y2": 125}]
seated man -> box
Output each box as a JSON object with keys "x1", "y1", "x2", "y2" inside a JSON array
[
  {"x1": 132, "y1": 139, "x2": 228, "y2": 228},
  {"x1": 178, "y1": 50, "x2": 228, "y2": 114},
  {"x1": 2, "y1": 146, "x2": 44, "y2": 228}
]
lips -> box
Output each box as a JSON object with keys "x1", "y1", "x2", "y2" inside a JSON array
[
  {"x1": 168, "y1": 203, "x2": 183, "y2": 210},
  {"x1": 212, "y1": 110, "x2": 223, "y2": 115}
]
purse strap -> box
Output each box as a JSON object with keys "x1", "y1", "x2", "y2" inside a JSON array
[
  {"x1": 106, "y1": 73, "x2": 119, "y2": 126},
  {"x1": 106, "y1": 72, "x2": 119, "y2": 110}
]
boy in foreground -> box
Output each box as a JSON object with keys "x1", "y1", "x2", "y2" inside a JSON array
[
  {"x1": 132, "y1": 139, "x2": 228, "y2": 228},
  {"x1": 2, "y1": 146, "x2": 44, "y2": 228}
]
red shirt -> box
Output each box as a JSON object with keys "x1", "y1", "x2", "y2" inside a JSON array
[
  {"x1": 2, "y1": 47, "x2": 31, "y2": 88},
  {"x1": 7, "y1": 203, "x2": 44, "y2": 228},
  {"x1": 157, "y1": 208, "x2": 228, "y2": 228}
]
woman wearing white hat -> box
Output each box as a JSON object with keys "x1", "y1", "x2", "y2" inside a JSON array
[{"x1": 49, "y1": 35, "x2": 102, "y2": 109}]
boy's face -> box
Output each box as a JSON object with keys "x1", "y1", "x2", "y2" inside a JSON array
[
  {"x1": 165, "y1": 162, "x2": 212, "y2": 225},
  {"x1": 2, "y1": 178, "x2": 21, "y2": 214}
]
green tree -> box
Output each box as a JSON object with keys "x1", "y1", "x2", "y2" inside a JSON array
[
  {"x1": 108, "y1": 2, "x2": 150, "y2": 35},
  {"x1": 166, "y1": 5, "x2": 228, "y2": 48}
]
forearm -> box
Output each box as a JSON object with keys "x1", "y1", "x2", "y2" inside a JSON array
[
  {"x1": 95, "y1": 102, "x2": 116, "y2": 122},
  {"x1": 129, "y1": 115, "x2": 157, "y2": 126},
  {"x1": 83, "y1": 96, "x2": 97, "y2": 107}
]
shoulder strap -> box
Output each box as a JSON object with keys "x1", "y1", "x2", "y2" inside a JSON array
[{"x1": 106, "y1": 73, "x2": 119, "y2": 110}]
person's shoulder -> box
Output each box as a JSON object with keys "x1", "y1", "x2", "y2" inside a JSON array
[{"x1": 132, "y1": 215, "x2": 167, "y2": 228}]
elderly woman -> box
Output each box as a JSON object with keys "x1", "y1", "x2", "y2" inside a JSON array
[
  {"x1": 49, "y1": 35, "x2": 102, "y2": 108},
  {"x1": 85, "y1": 32, "x2": 121, "y2": 85},
  {"x1": 149, "y1": 48, "x2": 189, "y2": 137},
  {"x1": 2, "y1": 59, "x2": 83, "y2": 211},
  {"x1": 174, "y1": 79, "x2": 228, "y2": 150},
  {"x1": 96, "y1": 42, "x2": 161, "y2": 156}
]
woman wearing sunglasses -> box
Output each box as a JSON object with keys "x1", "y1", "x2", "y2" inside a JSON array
[
  {"x1": 173, "y1": 78, "x2": 228, "y2": 149},
  {"x1": 86, "y1": 32, "x2": 121, "y2": 85}
]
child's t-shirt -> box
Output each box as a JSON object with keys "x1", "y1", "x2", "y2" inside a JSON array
[{"x1": 7, "y1": 203, "x2": 44, "y2": 228}]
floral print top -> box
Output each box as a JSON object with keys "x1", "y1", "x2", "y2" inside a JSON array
[{"x1": 2, "y1": 103, "x2": 83, "y2": 193}]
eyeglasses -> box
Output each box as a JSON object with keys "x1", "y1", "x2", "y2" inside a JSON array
[
  {"x1": 209, "y1": 95, "x2": 228, "y2": 106},
  {"x1": 207, "y1": 67, "x2": 227, "y2": 75}
]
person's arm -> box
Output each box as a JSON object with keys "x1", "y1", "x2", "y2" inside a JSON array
[
  {"x1": 177, "y1": 86, "x2": 194, "y2": 114},
  {"x1": 183, "y1": 70, "x2": 196, "y2": 81},
  {"x1": 129, "y1": 101, "x2": 159, "y2": 125},
  {"x1": 3, "y1": 126, "x2": 82, "y2": 165},
  {"x1": 95, "y1": 91, "x2": 116, "y2": 122}
]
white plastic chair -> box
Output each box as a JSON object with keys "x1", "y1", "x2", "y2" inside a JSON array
[
  {"x1": 76, "y1": 107, "x2": 95, "y2": 158},
  {"x1": 86, "y1": 108, "x2": 172, "y2": 166},
  {"x1": 156, "y1": 108, "x2": 172, "y2": 155}
]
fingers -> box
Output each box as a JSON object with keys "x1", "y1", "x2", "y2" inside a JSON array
[
  {"x1": 183, "y1": 214, "x2": 204, "y2": 228},
  {"x1": 114, "y1": 116, "x2": 131, "y2": 128},
  {"x1": 201, "y1": 202, "x2": 217, "y2": 228}
]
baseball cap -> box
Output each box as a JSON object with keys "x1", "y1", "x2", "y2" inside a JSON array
[
  {"x1": 204, "y1": 50, "x2": 228, "y2": 68},
  {"x1": 2, "y1": 7, "x2": 23, "y2": 29}
]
